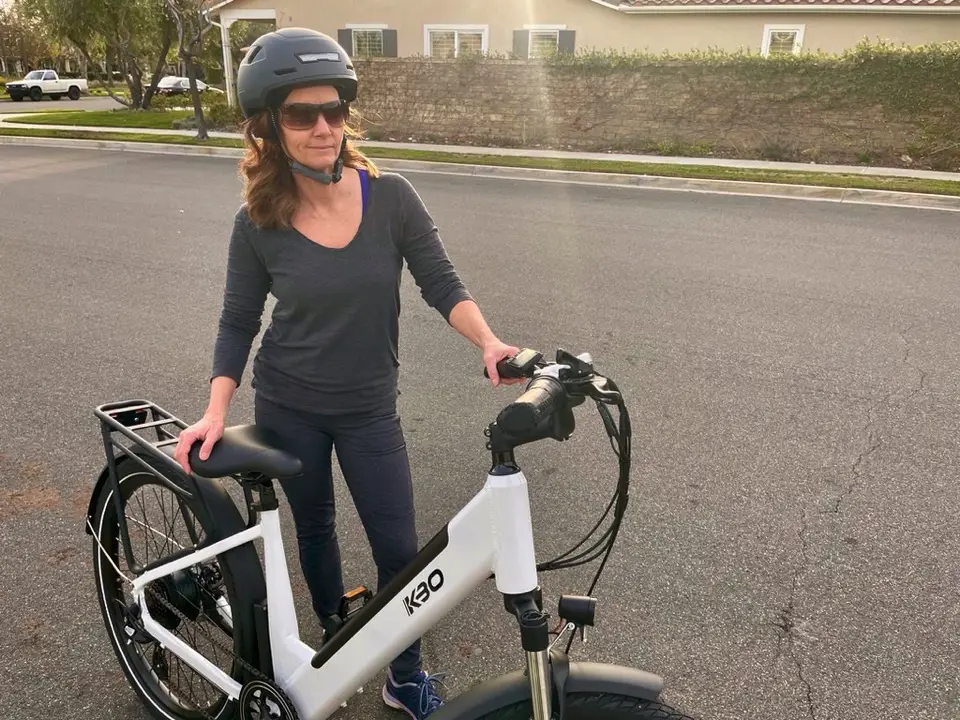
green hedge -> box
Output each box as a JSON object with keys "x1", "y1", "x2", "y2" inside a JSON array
[
  {"x1": 546, "y1": 40, "x2": 960, "y2": 168},
  {"x1": 543, "y1": 39, "x2": 960, "y2": 113},
  {"x1": 148, "y1": 90, "x2": 243, "y2": 129}
]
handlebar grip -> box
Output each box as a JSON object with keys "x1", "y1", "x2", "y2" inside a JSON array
[{"x1": 497, "y1": 375, "x2": 566, "y2": 435}]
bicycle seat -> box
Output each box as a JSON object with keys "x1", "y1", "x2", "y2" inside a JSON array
[{"x1": 186, "y1": 424, "x2": 303, "y2": 480}]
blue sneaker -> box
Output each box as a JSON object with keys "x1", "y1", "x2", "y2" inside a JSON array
[{"x1": 382, "y1": 668, "x2": 447, "y2": 719}]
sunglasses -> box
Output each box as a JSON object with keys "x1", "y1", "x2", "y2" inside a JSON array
[{"x1": 277, "y1": 100, "x2": 350, "y2": 130}]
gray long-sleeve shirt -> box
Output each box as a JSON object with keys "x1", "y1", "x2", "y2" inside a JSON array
[{"x1": 211, "y1": 171, "x2": 473, "y2": 415}]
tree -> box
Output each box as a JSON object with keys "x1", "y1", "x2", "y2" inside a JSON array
[
  {"x1": 164, "y1": 0, "x2": 213, "y2": 139},
  {"x1": 22, "y1": 0, "x2": 172, "y2": 108},
  {"x1": 0, "y1": 0, "x2": 62, "y2": 75}
]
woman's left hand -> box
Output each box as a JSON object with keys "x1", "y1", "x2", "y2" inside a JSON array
[{"x1": 483, "y1": 339, "x2": 525, "y2": 386}]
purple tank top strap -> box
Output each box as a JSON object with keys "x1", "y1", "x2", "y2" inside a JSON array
[{"x1": 358, "y1": 168, "x2": 370, "y2": 214}]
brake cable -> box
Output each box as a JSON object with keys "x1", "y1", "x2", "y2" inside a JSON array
[{"x1": 533, "y1": 375, "x2": 632, "y2": 653}]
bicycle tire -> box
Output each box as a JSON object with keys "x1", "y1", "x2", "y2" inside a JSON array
[
  {"x1": 474, "y1": 691, "x2": 697, "y2": 720},
  {"x1": 90, "y1": 453, "x2": 262, "y2": 720}
]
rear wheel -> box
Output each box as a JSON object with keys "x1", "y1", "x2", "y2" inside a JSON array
[
  {"x1": 476, "y1": 692, "x2": 697, "y2": 720},
  {"x1": 90, "y1": 455, "x2": 258, "y2": 720},
  {"x1": 68, "y1": 85, "x2": 81, "y2": 100}
]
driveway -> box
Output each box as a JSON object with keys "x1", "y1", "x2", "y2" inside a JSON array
[{"x1": 0, "y1": 144, "x2": 957, "y2": 720}]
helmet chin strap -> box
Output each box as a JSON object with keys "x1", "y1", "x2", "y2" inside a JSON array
[
  {"x1": 289, "y1": 146, "x2": 344, "y2": 184},
  {"x1": 270, "y1": 112, "x2": 346, "y2": 185}
]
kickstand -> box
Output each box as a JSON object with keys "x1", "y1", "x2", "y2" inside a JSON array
[{"x1": 340, "y1": 685, "x2": 364, "y2": 708}]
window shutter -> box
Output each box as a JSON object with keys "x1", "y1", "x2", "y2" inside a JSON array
[
  {"x1": 382, "y1": 29, "x2": 398, "y2": 57},
  {"x1": 513, "y1": 29, "x2": 530, "y2": 59},
  {"x1": 338, "y1": 29, "x2": 354, "y2": 56},
  {"x1": 558, "y1": 30, "x2": 576, "y2": 54}
]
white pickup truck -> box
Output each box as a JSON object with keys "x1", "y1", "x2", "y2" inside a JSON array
[{"x1": 5, "y1": 70, "x2": 89, "y2": 101}]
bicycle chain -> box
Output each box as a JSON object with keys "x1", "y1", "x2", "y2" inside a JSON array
[{"x1": 140, "y1": 581, "x2": 301, "y2": 720}]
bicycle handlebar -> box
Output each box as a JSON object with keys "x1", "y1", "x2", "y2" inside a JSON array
[
  {"x1": 486, "y1": 348, "x2": 619, "y2": 445},
  {"x1": 496, "y1": 374, "x2": 566, "y2": 435}
]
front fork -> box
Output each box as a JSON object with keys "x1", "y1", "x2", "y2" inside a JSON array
[
  {"x1": 505, "y1": 589, "x2": 596, "y2": 720},
  {"x1": 505, "y1": 590, "x2": 553, "y2": 720},
  {"x1": 527, "y1": 649, "x2": 553, "y2": 720}
]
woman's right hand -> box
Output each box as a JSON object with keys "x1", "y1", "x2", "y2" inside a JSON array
[{"x1": 174, "y1": 412, "x2": 225, "y2": 475}]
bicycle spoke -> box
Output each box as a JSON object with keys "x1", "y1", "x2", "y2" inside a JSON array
[{"x1": 123, "y1": 513, "x2": 187, "y2": 552}]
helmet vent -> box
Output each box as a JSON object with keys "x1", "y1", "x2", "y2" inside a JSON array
[
  {"x1": 274, "y1": 67, "x2": 296, "y2": 76},
  {"x1": 297, "y1": 51, "x2": 340, "y2": 63}
]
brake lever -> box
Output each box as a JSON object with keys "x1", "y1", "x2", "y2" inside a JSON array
[{"x1": 587, "y1": 376, "x2": 622, "y2": 404}]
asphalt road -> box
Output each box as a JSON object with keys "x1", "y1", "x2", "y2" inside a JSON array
[
  {"x1": 1, "y1": 144, "x2": 958, "y2": 720},
  {"x1": 0, "y1": 95, "x2": 124, "y2": 112}
]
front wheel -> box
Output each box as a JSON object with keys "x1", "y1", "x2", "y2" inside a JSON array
[
  {"x1": 439, "y1": 660, "x2": 699, "y2": 720},
  {"x1": 476, "y1": 693, "x2": 696, "y2": 720}
]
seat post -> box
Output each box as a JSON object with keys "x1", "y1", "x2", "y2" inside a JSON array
[{"x1": 238, "y1": 472, "x2": 279, "y2": 526}]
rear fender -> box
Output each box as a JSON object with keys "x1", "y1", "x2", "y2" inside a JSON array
[{"x1": 86, "y1": 447, "x2": 243, "y2": 539}]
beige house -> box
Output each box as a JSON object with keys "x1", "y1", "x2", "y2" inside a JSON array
[{"x1": 206, "y1": 0, "x2": 960, "y2": 105}]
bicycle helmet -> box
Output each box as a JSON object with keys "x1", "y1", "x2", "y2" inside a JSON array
[
  {"x1": 236, "y1": 27, "x2": 357, "y2": 117},
  {"x1": 236, "y1": 27, "x2": 357, "y2": 184}
]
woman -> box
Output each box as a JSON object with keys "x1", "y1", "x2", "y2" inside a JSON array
[{"x1": 173, "y1": 27, "x2": 523, "y2": 720}]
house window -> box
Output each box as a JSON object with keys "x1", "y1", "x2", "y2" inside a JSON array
[
  {"x1": 762, "y1": 24, "x2": 805, "y2": 57},
  {"x1": 347, "y1": 24, "x2": 387, "y2": 58},
  {"x1": 524, "y1": 24, "x2": 566, "y2": 58},
  {"x1": 354, "y1": 30, "x2": 383, "y2": 57},
  {"x1": 424, "y1": 25, "x2": 488, "y2": 58}
]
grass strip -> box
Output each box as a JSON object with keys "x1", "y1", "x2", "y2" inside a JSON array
[{"x1": 12, "y1": 109, "x2": 191, "y2": 128}]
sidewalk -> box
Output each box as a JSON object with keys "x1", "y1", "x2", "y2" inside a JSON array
[{"x1": 2, "y1": 112, "x2": 958, "y2": 183}]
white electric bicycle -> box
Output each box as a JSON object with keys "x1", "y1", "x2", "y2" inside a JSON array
[{"x1": 86, "y1": 348, "x2": 698, "y2": 720}]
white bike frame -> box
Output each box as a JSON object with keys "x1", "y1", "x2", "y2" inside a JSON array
[{"x1": 129, "y1": 466, "x2": 546, "y2": 720}]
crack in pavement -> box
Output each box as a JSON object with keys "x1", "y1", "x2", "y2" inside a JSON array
[
  {"x1": 898, "y1": 326, "x2": 928, "y2": 404},
  {"x1": 828, "y1": 323, "x2": 927, "y2": 516},
  {"x1": 772, "y1": 510, "x2": 818, "y2": 719},
  {"x1": 772, "y1": 323, "x2": 929, "y2": 719},
  {"x1": 831, "y1": 406, "x2": 883, "y2": 515}
]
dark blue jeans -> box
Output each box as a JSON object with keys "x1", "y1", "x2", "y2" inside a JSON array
[{"x1": 254, "y1": 393, "x2": 421, "y2": 682}]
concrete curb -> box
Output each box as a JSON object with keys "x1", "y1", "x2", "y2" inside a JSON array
[
  {"x1": 0, "y1": 134, "x2": 245, "y2": 158},
  {"x1": 3, "y1": 134, "x2": 960, "y2": 213},
  {"x1": 387, "y1": 159, "x2": 960, "y2": 212}
]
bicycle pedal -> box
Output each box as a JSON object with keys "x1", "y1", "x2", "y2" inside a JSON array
[{"x1": 338, "y1": 585, "x2": 373, "y2": 622}]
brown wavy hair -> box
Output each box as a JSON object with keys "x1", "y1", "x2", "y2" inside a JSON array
[{"x1": 238, "y1": 106, "x2": 380, "y2": 229}]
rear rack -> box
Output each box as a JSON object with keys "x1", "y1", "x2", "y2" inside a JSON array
[{"x1": 94, "y1": 399, "x2": 199, "y2": 573}]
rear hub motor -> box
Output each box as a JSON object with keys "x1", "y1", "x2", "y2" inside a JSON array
[{"x1": 145, "y1": 567, "x2": 209, "y2": 629}]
